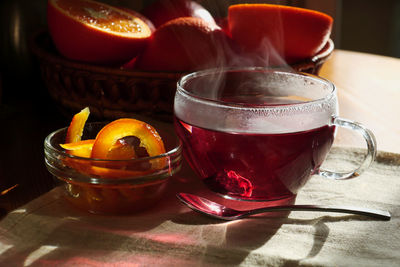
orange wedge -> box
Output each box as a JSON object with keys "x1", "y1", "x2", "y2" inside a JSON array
[
  {"x1": 228, "y1": 4, "x2": 333, "y2": 63},
  {"x1": 47, "y1": 0, "x2": 153, "y2": 64},
  {"x1": 142, "y1": 0, "x2": 216, "y2": 28},
  {"x1": 135, "y1": 17, "x2": 228, "y2": 72}
]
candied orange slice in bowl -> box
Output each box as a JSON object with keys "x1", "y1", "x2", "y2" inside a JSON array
[
  {"x1": 91, "y1": 118, "x2": 166, "y2": 170},
  {"x1": 44, "y1": 111, "x2": 182, "y2": 214}
]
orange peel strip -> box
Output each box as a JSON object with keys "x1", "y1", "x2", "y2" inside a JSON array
[{"x1": 65, "y1": 107, "x2": 90, "y2": 143}]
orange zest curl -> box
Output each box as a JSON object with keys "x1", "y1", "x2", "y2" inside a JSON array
[{"x1": 65, "y1": 107, "x2": 90, "y2": 143}]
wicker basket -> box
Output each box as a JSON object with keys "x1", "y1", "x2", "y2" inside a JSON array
[{"x1": 30, "y1": 30, "x2": 334, "y2": 121}]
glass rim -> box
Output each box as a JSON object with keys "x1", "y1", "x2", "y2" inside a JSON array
[{"x1": 176, "y1": 67, "x2": 336, "y2": 109}]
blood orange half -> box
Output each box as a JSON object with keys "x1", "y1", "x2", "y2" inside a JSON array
[
  {"x1": 47, "y1": 0, "x2": 153, "y2": 65},
  {"x1": 142, "y1": 0, "x2": 216, "y2": 28},
  {"x1": 134, "y1": 17, "x2": 228, "y2": 72},
  {"x1": 228, "y1": 4, "x2": 333, "y2": 64}
]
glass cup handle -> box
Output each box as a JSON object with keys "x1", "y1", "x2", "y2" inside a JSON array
[{"x1": 318, "y1": 117, "x2": 377, "y2": 180}]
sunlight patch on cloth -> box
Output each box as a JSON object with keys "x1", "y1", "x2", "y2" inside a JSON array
[{"x1": 24, "y1": 245, "x2": 58, "y2": 266}]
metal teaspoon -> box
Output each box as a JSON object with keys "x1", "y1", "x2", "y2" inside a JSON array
[{"x1": 176, "y1": 193, "x2": 391, "y2": 221}]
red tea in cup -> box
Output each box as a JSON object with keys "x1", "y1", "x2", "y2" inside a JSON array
[{"x1": 174, "y1": 68, "x2": 376, "y2": 201}]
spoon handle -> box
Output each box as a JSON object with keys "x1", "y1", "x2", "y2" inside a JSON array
[{"x1": 243, "y1": 205, "x2": 391, "y2": 221}]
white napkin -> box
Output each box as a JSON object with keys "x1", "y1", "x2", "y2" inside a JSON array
[{"x1": 0, "y1": 147, "x2": 399, "y2": 266}]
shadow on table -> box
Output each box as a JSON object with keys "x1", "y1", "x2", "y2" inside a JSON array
[
  {"x1": 0, "y1": 160, "x2": 390, "y2": 266},
  {"x1": 167, "y1": 165, "x2": 384, "y2": 266},
  {"x1": 173, "y1": 209, "x2": 378, "y2": 265},
  {"x1": 0, "y1": 184, "x2": 186, "y2": 265}
]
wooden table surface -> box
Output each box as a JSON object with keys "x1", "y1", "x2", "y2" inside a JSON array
[
  {"x1": 1, "y1": 49, "x2": 400, "y2": 216},
  {"x1": 319, "y1": 49, "x2": 400, "y2": 154}
]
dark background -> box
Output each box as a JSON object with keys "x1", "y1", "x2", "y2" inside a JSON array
[
  {"x1": 2, "y1": 0, "x2": 400, "y2": 103},
  {"x1": 0, "y1": 0, "x2": 399, "y2": 213}
]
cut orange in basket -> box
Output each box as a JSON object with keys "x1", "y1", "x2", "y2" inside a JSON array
[
  {"x1": 118, "y1": 7, "x2": 156, "y2": 33},
  {"x1": 228, "y1": 4, "x2": 333, "y2": 64},
  {"x1": 47, "y1": 0, "x2": 153, "y2": 65},
  {"x1": 142, "y1": 0, "x2": 216, "y2": 28},
  {"x1": 135, "y1": 17, "x2": 228, "y2": 72}
]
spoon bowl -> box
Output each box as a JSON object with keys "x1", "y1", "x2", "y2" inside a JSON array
[{"x1": 177, "y1": 193, "x2": 391, "y2": 221}]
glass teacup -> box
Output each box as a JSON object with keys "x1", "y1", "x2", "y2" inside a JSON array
[{"x1": 174, "y1": 67, "x2": 376, "y2": 202}]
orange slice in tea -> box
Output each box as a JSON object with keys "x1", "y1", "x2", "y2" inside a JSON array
[{"x1": 47, "y1": 0, "x2": 153, "y2": 64}]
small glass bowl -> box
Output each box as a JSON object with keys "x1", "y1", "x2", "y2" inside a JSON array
[{"x1": 44, "y1": 121, "x2": 182, "y2": 215}]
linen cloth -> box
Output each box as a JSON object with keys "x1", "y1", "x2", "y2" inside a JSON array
[{"x1": 0, "y1": 147, "x2": 399, "y2": 266}]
